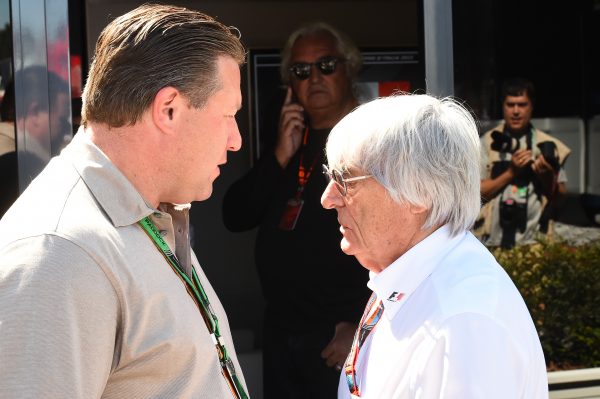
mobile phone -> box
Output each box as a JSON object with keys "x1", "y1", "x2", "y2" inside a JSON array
[{"x1": 289, "y1": 86, "x2": 308, "y2": 125}]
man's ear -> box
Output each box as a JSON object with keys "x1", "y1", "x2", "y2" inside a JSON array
[
  {"x1": 152, "y1": 86, "x2": 182, "y2": 135},
  {"x1": 409, "y1": 202, "x2": 429, "y2": 215}
]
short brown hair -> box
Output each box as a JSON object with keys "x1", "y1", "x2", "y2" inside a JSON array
[{"x1": 81, "y1": 3, "x2": 246, "y2": 127}]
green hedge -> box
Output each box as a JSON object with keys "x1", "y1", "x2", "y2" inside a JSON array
[{"x1": 491, "y1": 240, "x2": 600, "y2": 370}]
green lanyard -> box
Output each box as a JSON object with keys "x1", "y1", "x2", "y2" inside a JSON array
[{"x1": 139, "y1": 216, "x2": 249, "y2": 399}]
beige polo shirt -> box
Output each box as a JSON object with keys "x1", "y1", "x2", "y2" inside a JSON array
[{"x1": 0, "y1": 130, "x2": 247, "y2": 398}]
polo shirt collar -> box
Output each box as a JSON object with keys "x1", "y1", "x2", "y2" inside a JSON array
[
  {"x1": 62, "y1": 128, "x2": 155, "y2": 227},
  {"x1": 367, "y1": 224, "x2": 466, "y2": 321}
]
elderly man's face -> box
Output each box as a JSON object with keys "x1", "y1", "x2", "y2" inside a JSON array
[
  {"x1": 321, "y1": 168, "x2": 428, "y2": 273},
  {"x1": 289, "y1": 32, "x2": 353, "y2": 117}
]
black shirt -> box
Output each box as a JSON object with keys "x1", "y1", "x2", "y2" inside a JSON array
[{"x1": 223, "y1": 127, "x2": 370, "y2": 331}]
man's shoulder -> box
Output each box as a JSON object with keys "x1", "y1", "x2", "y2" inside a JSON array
[
  {"x1": 0, "y1": 155, "x2": 110, "y2": 250},
  {"x1": 479, "y1": 123, "x2": 504, "y2": 167},
  {"x1": 532, "y1": 126, "x2": 572, "y2": 163},
  {"x1": 533, "y1": 127, "x2": 562, "y2": 145},
  {"x1": 480, "y1": 123, "x2": 505, "y2": 149},
  {"x1": 0, "y1": 231, "x2": 97, "y2": 273},
  {"x1": 0, "y1": 156, "x2": 131, "y2": 300},
  {"x1": 482, "y1": 123, "x2": 505, "y2": 138},
  {"x1": 432, "y1": 234, "x2": 516, "y2": 312}
]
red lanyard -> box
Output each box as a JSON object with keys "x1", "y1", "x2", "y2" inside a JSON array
[
  {"x1": 296, "y1": 127, "x2": 319, "y2": 198},
  {"x1": 344, "y1": 293, "x2": 384, "y2": 396}
]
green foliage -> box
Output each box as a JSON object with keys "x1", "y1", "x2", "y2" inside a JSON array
[{"x1": 491, "y1": 240, "x2": 600, "y2": 370}]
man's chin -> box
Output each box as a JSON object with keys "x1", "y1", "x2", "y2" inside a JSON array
[
  {"x1": 340, "y1": 238, "x2": 355, "y2": 255},
  {"x1": 306, "y1": 94, "x2": 332, "y2": 108},
  {"x1": 194, "y1": 185, "x2": 213, "y2": 202},
  {"x1": 508, "y1": 122, "x2": 527, "y2": 133}
]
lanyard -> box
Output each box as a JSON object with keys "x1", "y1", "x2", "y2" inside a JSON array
[
  {"x1": 138, "y1": 216, "x2": 249, "y2": 399},
  {"x1": 295, "y1": 127, "x2": 319, "y2": 199},
  {"x1": 344, "y1": 293, "x2": 384, "y2": 396}
]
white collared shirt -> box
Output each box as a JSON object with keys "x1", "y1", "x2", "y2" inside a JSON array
[{"x1": 338, "y1": 225, "x2": 548, "y2": 399}]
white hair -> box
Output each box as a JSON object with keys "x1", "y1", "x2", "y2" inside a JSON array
[{"x1": 325, "y1": 94, "x2": 482, "y2": 236}]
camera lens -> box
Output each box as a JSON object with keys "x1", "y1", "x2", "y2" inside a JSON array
[{"x1": 491, "y1": 130, "x2": 520, "y2": 153}]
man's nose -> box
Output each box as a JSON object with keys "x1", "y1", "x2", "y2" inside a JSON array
[
  {"x1": 321, "y1": 180, "x2": 344, "y2": 209},
  {"x1": 228, "y1": 120, "x2": 242, "y2": 152},
  {"x1": 309, "y1": 64, "x2": 323, "y2": 83}
]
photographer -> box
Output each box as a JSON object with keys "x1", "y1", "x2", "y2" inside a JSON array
[{"x1": 475, "y1": 78, "x2": 571, "y2": 248}]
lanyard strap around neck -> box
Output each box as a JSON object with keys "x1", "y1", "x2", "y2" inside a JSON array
[
  {"x1": 296, "y1": 127, "x2": 319, "y2": 197},
  {"x1": 138, "y1": 216, "x2": 248, "y2": 399},
  {"x1": 344, "y1": 293, "x2": 384, "y2": 396}
]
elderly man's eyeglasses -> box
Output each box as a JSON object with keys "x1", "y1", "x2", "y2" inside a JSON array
[
  {"x1": 289, "y1": 56, "x2": 343, "y2": 80},
  {"x1": 322, "y1": 164, "x2": 372, "y2": 196}
]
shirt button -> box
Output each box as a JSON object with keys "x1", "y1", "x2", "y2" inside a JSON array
[{"x1": 160, "y1": 230, "x2": 168, "y2": 237}]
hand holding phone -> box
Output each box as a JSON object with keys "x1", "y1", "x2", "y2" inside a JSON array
[{"x1": 274, "y1": 86, "x2": 306, "y2": 168}]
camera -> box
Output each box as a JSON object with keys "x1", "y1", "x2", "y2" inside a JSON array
[
  {"x1": 499, "y1": 199, "x2": 527, "y2": 233},
  {"x1": 499, "y1": 198, "x2": 528, "y2": 247},
  {"x1": 537, "y1": 141, "x2": 559, "y2": 172},
  {"x1": 491, "y1": 129, "x2": 560, "y2": 173},
  {"x1": 491, "y1": 130, "x2": 520, "y2": 153}
]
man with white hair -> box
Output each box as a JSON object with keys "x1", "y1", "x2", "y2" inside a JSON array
[{"x1": 321, "y1": 94, "x2": 548, "y2": 398}]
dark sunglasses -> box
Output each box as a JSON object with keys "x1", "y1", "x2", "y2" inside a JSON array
[{"x1": 289, "y1": 56, "x2": 344, "y2": 80}]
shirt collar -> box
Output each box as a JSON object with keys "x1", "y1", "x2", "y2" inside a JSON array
[
  {"x1": 367, "y1": 224, "x2": 467, "y2": 320},
  {"x1": 61, "y1": 127, "x2": 156, "y2": 227}
]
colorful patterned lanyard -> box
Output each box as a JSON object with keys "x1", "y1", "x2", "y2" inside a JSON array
[
  {"x1": 344, "y1": 293, "x2": 385, "y2": 396},
  {"x1": 139, "y1": 217, "x2": 248, "y2": 399}
]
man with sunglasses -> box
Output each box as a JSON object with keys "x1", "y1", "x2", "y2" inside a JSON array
[{"x1": 223, "y1": 22, "x2": 370, "y2": 399}]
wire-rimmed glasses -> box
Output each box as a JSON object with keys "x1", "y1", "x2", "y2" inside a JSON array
[{"x1": 322, "y1": 164, "x2": 372, "y2": 196}]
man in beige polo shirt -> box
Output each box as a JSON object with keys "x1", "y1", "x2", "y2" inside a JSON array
[{"x1": 0, "y1": 4, "x2": 249, "y2": 398}]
